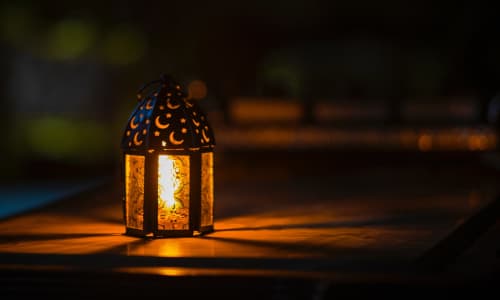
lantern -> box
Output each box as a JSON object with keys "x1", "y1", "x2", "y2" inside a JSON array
[{"x1": 121, "y1": 75, "x2": 215, "y2": 237}]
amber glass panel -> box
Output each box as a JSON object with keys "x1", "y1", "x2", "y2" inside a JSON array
[
  {"x1": 125, "y1": 155, "x2": 145, "y2": 230},
  {"x1": 158, "y1": 155, "x2": 190, "y2": 230},
  {"x1": 201, "y1": 152, "x2": 214, "y2": 227}
]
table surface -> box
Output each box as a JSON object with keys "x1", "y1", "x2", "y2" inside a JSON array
[{"x1": 0, "y1": 152, "x2": 498, "y2": 279}]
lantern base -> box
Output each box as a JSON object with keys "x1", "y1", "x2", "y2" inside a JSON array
[{"x1": 125, "y1": 225, "x2": 214, "y2": 238}]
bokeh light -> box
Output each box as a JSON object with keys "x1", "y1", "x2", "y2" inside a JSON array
[
  {"x1": 188, "y1": 80, "x2": 208, "y2": 100},
  {"x1": 0, "y1": 3, "x2": 36, "y2": 47},
  {"x1": 418, "y1": 134, "x2": 433, "y2": 151},
  {"x1": 25, "y1": 117, "x2": 113, "y2": 162},
  {"x1": 43, "y1": 19, "x2": 96, "y2": 61},
  {"x1": 101, "y1": 24, "x2": 147, "y2": 65}
]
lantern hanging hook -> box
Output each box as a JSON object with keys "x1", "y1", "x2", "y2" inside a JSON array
[
  {"x1": 136, "y1": 74, "x2": 178, "y2": 101},
  {"x1": 159, "y1": 74, "x2": 177, "y2": 85}
]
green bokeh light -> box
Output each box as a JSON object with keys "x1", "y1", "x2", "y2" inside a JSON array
[
  {"x1": 44, "y1": 19, "x2": 96, "y2": 61},
  {"x1": 26, "y1": 117, "x2": 113, "y2": 162},
  {"x1": 101, "y1": 25, "x2": 147, "y2": 65},
  {"x1": 260, "y1": 58, "x2": 303, "y2": 97},
  {"x1": 0, "y1": 4, "x2": 36, "y2": 47}
]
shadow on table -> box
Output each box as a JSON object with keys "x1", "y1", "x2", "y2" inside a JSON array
[
  {"x1": 215, "y1": 210, "x2": 457, "y2": 233},
  {"x1": 0, "y1": 233, "x2": 121, "y2": 243}
]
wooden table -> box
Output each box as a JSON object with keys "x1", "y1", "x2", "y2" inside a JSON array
[{"x1": 0, "y1": 152, "x2": 498, "y2": 297}]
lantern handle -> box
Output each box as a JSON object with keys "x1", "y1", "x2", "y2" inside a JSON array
[
  {"x1": 136, "y1": 74, "x2": 179, "y2": 101},
  {"x1": 159, "y1": 74, "x2": 177, "y2": 85}
]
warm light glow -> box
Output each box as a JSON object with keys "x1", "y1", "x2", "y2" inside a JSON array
[
  {"x1": 158, "y1": 156, "x2": 178, "y2": 208},
  {"x1": 157, "y1": 155, "x2": 190, "y2": 230},
  {"x1": 468, "y1": 134, "x2": 489, "y2": 151},
  {"x1": 418, "y1": 134, "x2": 432, "y2": 151},
  {"x1": 201, "y1": 152, "x2": 214, "y2": 227},
  {"x1": 125, "y1": 155, "x2": 145, "y2": 230},
  {"x1": 230, "y1": 97, "x2": 302, "y2": 123}
]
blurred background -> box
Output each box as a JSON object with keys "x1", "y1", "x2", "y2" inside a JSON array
[{"x1": 1, "y1": 0, "x2": 500, "y2": 216}]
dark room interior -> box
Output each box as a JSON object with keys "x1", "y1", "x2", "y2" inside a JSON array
[{"x1": 0, "y1": 0, "x2": 499, "y2": 298}]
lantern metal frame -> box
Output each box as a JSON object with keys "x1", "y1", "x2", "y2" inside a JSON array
[{"x1": 121, "y1": 75, "x2": 215, "y2": 238}]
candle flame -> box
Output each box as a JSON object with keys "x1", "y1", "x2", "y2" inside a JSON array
[
  {"x1": 158, "y1": 155, "x2": 178, "y2": 208},
  {"x1": 157, "y1": 154, "x2": 190, "y2": 230}
]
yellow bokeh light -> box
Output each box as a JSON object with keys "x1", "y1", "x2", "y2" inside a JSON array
[{"x1": 188, "y1": 80, "x2": 208, "y2": 100}]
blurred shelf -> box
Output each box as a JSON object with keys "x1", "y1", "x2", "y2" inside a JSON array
[{"x1": 214, "y1": 124, "x2": 497, "y2": 151}]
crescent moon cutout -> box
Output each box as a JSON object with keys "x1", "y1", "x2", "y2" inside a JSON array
[
  {"x1": 167, "y1": 99, "x2": 181, "y2": 109},
  {"x1": 145, "y1": 99, "x2": 154, "y2": 110},
  {"x1": 202, "y1": 129, "x2": 210, "y2": 143},
  {"x1": 133, "y1": 132, "x2": 143, "y2": 146},
  {"x1": 155, "y1": 116, "x2": 169, "y2": 129},
  {"x1": 169, "y1": 132, "x2": 184, "y2": 145},
  {"x1": 130, "y1": 116, "x2": 139, "y2": 129},
  {"x1": 192, "y1": 119, "x2": 200, "y2": 127}
]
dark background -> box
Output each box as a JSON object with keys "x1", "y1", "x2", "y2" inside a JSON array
[
  {"x1": 1, "y1": 1, "x2": 500, "y2": 295},
  {"x1": 0, "y1": 0, "x2": 499, "y2": 180}
]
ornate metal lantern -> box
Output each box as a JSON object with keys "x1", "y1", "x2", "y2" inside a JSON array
[{"x1": 121, "y1": 75, "x2": 215, "y2": 237}]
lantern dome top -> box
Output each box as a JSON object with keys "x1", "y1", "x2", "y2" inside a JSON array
[{"x1": 121, "y1": 75, "x2": 215, "y2": 151}]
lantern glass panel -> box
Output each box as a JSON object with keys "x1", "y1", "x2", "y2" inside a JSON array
[
  {"x1": 201, "y1": 152, "x2": 214, "y2": 227},
  {"x1": 125, "y1": 154, "x2": 145, "y2": 230},
  {"x1": 158, "y1": 155, "x2": 190, "y2": 230}
]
